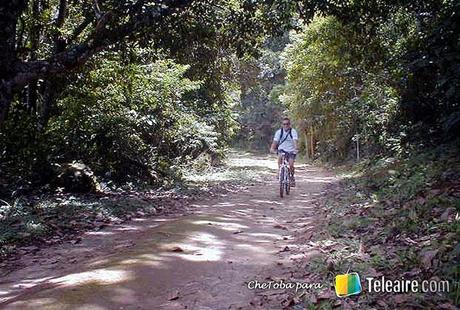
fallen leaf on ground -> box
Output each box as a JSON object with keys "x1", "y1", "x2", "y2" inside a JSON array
[
  {"x1": 317, "y1": 289, "x2": 334, "y2": 299},
  {"x1": 168, "y1": 290, "x2": 180, "y2": 300},
  {"x1": 438, "y1": 303, "x2": 458, "y2": 310},
  {"x1": 392, "y1": 294, "x2": 410, "y2": 304},
  {"x1": 421, "y1": 249, "x2": 438, "y2": 269},
  {"x1": 440, "y1": 207, "x2": 456, "y2": 221}
]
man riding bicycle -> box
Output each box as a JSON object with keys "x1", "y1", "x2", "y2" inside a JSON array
[{"x1": 270, "y1": 117, "x2": 299, "y2": 186}]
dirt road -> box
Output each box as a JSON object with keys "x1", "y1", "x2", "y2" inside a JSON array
[{"x1": 0, "y1": 156, "x2": 337, "y2": 309}]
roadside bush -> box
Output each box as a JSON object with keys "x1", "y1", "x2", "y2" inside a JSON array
[{"x1": 0, "y1": 51, "x2": 226, "y2": 195}]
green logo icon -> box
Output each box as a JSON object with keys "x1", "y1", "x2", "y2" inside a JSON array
[{"x1": 335, "y1": 272, "x2": 362, "y2": 297}]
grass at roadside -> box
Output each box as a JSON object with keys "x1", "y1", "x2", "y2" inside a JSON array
[{"x1": 295, "y1": 142, "x2": 460, "y2": 309}]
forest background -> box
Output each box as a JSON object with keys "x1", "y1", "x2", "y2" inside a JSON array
[{"x1": 0, "y1": 2, "x2": 459, "y2": 305}]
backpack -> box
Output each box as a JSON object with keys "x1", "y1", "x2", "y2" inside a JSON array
[{"x1": 278, "y1": 128, "x2": 293, "y2": 146}]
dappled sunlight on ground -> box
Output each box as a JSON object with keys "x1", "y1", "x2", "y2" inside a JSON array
[
  {"x1": 160, "y1": 231, "x2": 225, "y2": 262},
  {"x1": 191, "y1": 220, "x2": 249, "y2": 231},
  {"x1": 184, "y1": 152, "x2": 278, "y2": 184},
  {"x1": 227, "y1": 155, "x2": 279, "y2": 171},
  {"x1": 50, "y1": 269, "x2": 132, "y2": 287},
  {"x1": 0, "y1": 154, "x2": 338, "y2": 309},
  {"x1": 85, "y1": 231, "x2": 115, "y2": 236}
]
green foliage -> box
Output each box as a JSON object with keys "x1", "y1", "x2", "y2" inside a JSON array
[
  {"x1": 48, "y1": 51, "x2": 223, "y2": 185},
  {"x1": 3, "y1": 0, "x2": 457, "y2": 193},
  {"x1": 0, "y1": 47, "x2": 237, "y2": 193},
  {"x1": 1, "y1": 0, "x2": 292, "y2": 195},
  {"x1": 234, "y1": 34, "x2": 289, "y2": 150},
  {"x1": 281, "y1": 1, "x2": 459, "y2": 161},
  {"x1": 400, "y1": 2, "x2": 460, "y2": 140},
  {"x1": 281, "y1": 15, "x2": 404, "y2": 160}
]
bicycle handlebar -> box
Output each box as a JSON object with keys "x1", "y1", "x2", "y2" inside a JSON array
[{"x1": 275, "y1": 150, "x2": 298, "y2": 155}]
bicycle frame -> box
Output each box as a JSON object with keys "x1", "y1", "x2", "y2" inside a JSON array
[{"x1": 278, "y1": 152, "x2": 291, "y2": 197}]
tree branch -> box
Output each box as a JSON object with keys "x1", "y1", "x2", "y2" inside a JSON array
[
  {"x1": 93, "y1": 0, "x2": 102, "y2": 19},
  {"x1": 70, "y1": 14, "x2": 93, "y2": 42},
  {"x1": 56, "y1": 0, "x2": 68, "y2": 28},
  {"x1": 11, "y1": 0, "x2": 193, "y2": 91}
]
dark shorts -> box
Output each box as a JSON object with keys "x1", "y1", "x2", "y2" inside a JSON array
[{"x1": 277, "y1": 150, "x2": 296, "y2": 161}]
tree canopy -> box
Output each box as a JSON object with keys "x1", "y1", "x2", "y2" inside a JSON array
[{"x1": 0, "y1": 0, "x2": 459, "y2": 193}]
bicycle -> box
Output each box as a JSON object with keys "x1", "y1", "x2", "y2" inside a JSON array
[{"x1": 278, "y1": 150, "x2": 294, "y2": 198}]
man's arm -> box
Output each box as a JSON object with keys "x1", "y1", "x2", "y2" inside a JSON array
[
  {"x1": 292, "y1": 129, "x2": 299, "y2": 153},
  {"x1": 270, "y1": 141, "x2": 278, "y2": 153}
]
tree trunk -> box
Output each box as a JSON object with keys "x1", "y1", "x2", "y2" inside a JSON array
[
  {"x1": 26, "y1": 0, "x2": 42, "y2": 114},
  {"x1": 27, "y1": 80, "x2": 38, "y2": 113},
  {"x1": 39, "y1": 0, "x2": 67, "y2": 128},
  {"x1": 310, "y1": 125, "x2": 315, "y2": 159},
  {"x1": 39, "y1": 80, "x2": 55, "y2": 129},
  {"x1": 304, "y1": 129, "x2": 310, "y2": 161},
  {"x1": 0, "y1": 0, "x2": 28, "y2": 122}
]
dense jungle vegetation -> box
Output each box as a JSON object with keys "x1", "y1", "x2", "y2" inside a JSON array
[
  {"x1": 1, "y1": 0, "x2": 458, "y2": 194},
  {"x1": 0, "y1": 1, "x2": 459, "y2": 307}
]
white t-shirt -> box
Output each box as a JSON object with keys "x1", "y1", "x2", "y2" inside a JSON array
[{"x1": 273, "y1": 128, "x2": 298, "y2": 152}]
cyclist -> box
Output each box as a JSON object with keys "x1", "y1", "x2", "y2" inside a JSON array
[{"x1": 270, "y1": 117, "x2": 299, "y2": 186}]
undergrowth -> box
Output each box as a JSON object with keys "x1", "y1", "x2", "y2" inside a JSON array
[{"x1": 303, "y1": 142, "x2": 460, "y2": 308}]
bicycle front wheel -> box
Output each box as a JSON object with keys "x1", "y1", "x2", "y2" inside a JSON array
[
  {"x1": 285, "y1": 168, "x2": 290, "y2": 195},
  {"x1": 279, "y1": 168, "x2": 284, "y2": 198}
]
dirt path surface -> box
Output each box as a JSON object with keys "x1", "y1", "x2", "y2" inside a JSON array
[{"x1": 0, "y1": 157, "x2": 337, "y2": 309}]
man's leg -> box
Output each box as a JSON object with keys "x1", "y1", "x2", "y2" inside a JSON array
[
  {"x1": 277, "y1": 154, "x2": 282, "y2": 179},
  {"x1": 288, "y1": 157, "x2": 295, "y2": 186}
]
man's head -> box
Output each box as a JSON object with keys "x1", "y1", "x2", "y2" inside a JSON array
[{"x1": 282, "y1": 117, "x2": 291, "y2": 129}]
